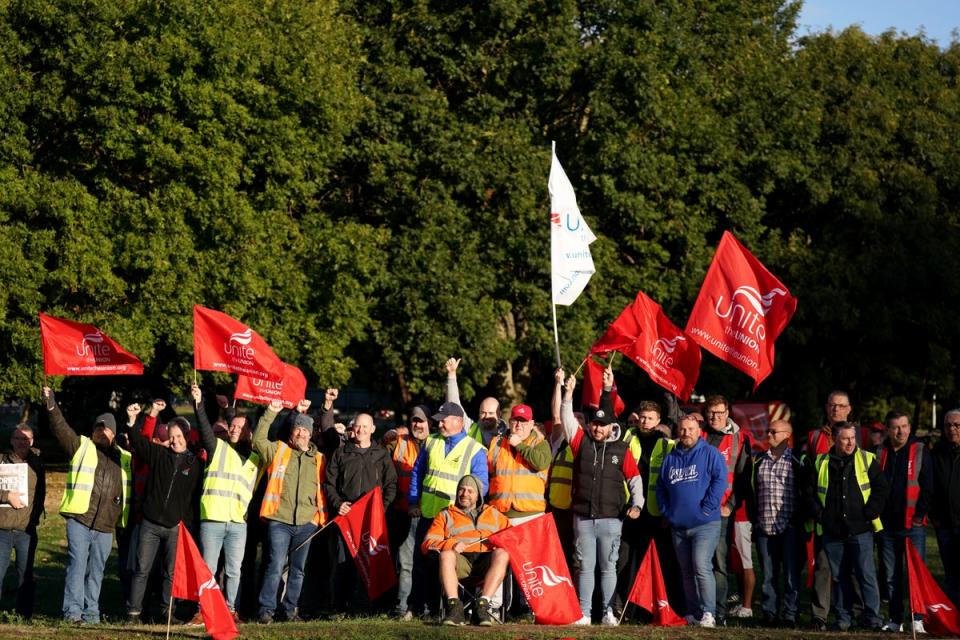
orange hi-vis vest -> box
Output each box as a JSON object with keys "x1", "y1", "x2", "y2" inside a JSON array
[
  {"x1": 702, "y1": 429, "x2": 741, "y2": 507},
  {"x1": 392, "y1": 434, "x2": 421, "y2": 512},
  {"x1": 260, "y1": 442, "x2": 328, "y2": 526},
  {"x1": 487, "y1": 432, "x2": 548, "y2": 514},
  {"x1": 421, "y1": 503, "x2": 511, "y2": 554},
  {"x1": 879, "y1": 441, "x2": 926, "y2": 529}
]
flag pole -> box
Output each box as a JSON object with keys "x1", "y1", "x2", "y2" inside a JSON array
[
  {"x1": 572, "y1": 355, "x2": 589, "y2": 378},
  {"x1": 165, "y1": 597, "x2": 173, "y2": 640},
  {"x1": 618, "y1": 600, "x2": 631, "y2": 625},
  {"x1": 551, "y1": 302, "x2": 562, "y2": 369},
  {"x1": 292, "y1": 518, "x2": 335, "y2": 554}
]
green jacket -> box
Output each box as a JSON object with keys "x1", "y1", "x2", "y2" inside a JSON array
[{"x1": 253, "y1": 408, "x2": 324, "y2": 526}]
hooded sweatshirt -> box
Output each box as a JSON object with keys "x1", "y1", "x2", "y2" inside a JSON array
[{"x1": 657, "y1": 437, "x2": 728, "y2": 530}]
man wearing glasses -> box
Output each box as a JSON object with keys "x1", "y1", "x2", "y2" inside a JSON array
[
  {"x1": 701, "y1": 395, "x2": 754, "y2": 625},
  {"x1": 753, "y1": 420, "x2": 805, "y2": 627},
  {"x1": 931, "y1": 410, "x2": 960, "y2": 604}
]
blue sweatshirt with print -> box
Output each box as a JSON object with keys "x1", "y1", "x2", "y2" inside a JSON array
[{"x1": 656, "y1": 437, "x2": 728, "y2": 530}]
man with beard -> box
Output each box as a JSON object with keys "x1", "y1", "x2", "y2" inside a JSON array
[
  {"x1": 44, "y1": 386, "x2": 132, "y2": 624},
  {"x1": 444, "y1": 358, "x2": 505, "y2": 447}
]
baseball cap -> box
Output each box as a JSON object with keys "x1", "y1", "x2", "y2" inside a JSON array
[
  {"x1": 510, "y1": 404, "x2": 533, "y2": 421},
  {"x1": 432, "y1": 402, "x2": 465, "y2": 421},
  {"x1": 590, "y1": 408, "x2": 613, "y2": 426}
]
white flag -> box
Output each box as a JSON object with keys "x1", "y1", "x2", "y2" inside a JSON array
[{"x1": 550, "y1": 142, "x2": 596, "y2": 305}]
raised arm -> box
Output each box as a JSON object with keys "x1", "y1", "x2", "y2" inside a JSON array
[
  {"x1": 43, "y1": 387, "x2": 80, "y2": 457},
  {"x1": 192, "y1": 385, "x2": 219, "y2": 460},
  {"x1": 445, "y1": 357, "x2": 475, "y2": 428}
]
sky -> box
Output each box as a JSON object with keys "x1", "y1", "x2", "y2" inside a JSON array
[{"x1": 796, "y1": 0, "x2": 960, "y2": 46}]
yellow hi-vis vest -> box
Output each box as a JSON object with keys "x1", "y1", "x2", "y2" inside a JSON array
[
  {"x1": 815, "y1": 449, "x2": 883, "y2": 535},
  {"x1": 60, "y1": 435, "x2": 133, "y2": 528},
  {"x1": 420, "y1": 434, "x2": 483, "y2": 519},
  {"x1": 200, "y1": 440, "x2": 261, "y2": 523},
  {"x1": 547, "y1": 444, "x2": 575, "y2": 510},
  {"x1": 621, "y1": 429, "x2": 676, "y2": 517}
]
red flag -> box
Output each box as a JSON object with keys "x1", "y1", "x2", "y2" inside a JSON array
[
  {"x1": 334, "y1": 486, "x2": 397, "y2": 600},
  {"x1": 627, "y1": 541, "x2": 686, "y2": 626},
  {"x1": 193, "y1": 305, "x2": 285, "y2": 381},
  {"x1": 488, "y1": 513, "x2": 581, "y2": 625},
  {"x1": 906, "y1": 538, "x2": 960, "y2": 635},
  {"x1": 685, "y1": 232, "x2": 797, "y2": 388},
  {"x1": 39, "y1": 313, "x2": 144, "y2": 376},
  {"x1": 591, "y1": 291, "x2": 701, "y2": 400},
  {"x1": 581, "y1": 356, "x2": 626, "y2": 415},
  {"x1": 171, "y1": 522, "x2": 238, "y2": 640},
  {"x1": 234, "y1": 362, "x2": 307, "y2": 409}
]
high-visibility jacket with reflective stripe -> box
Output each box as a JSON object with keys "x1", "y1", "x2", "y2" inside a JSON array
[
  {"x1": 421, "y1": 503, "x2": 511, "y2": 554},
  {"x1": 261, "y1": 443, "x2": 328, "y2": 526},
  {"x1": 201, "y1": 440, "x2": 261, "y2": 523},
  {"x1": 60, "y1": 436, "x2": 133, "y2": 528},
  {"x1": 420, "y1": 434, "x2": 484, "y2": 519},
  {"x1": 392, "y1": 435, "x2": 420, "y2": 512},
  {"x1": 879, "y1": 442, "x2": 925, "y2": 529},
  {"x1": 487, "y1": 432, "x2": 547, "y2": 514},
  {"x1": 815, "y1": 449, "x2": 883, "y2": 534},
  {"x1": 646, "y1": 438, "x2": 676, "y2": 517},
  {"x1": 547, "y1": 444, "x2": 575, "y2": 510}
]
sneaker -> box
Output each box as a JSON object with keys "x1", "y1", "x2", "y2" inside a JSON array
[
  {"x1": 601, "y1": 609, "x2": 619, "y2": 626},
  {"x1": 913, "y1": 619, "x2": 927, "y2": 634},
  {"x1": 883, "y1": 619, "x2": 900, "y2": 632},
  {"x1": 475, "y1": 597, "x2": 495, "y2": 626},
  {"x1": 258, "y1": 611, "x2": 274, "y2": 625},
  {"x1": 573, "y1": 615, "x2": 591, "y2": 625},
  {"x1": 230, "y1": 610, "x2": 240, "y2": 625},
  {"x1": 397, "y1": 610, "x2": 414, "y2": 622},
  {"x1": 186, "y1": 611, "x2": 205, "y2": 627},
  {"x1": 684, "y1": 614, "x2": 699, "y2": 626},
  {"x1": 727, "y1": 592, "x2": 741, "y2": 606},
  {"x1": 124, "y1": 612, "x2": 141, "y2": 625},
  {"x1": 812, "y1": 618, "x2": 828, "y2": 632},
  {"x1": 700, "y1": 612, "x2": 716, "y2": 628},
  {"x1": 442, "y1": 598, "x2": 465, "y2": 626},
  {"x1": 729, "y1": 604, "x2": 753, "y2": 618}
]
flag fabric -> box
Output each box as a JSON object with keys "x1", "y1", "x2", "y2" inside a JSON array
[
  {"x1": 550, "y1": 143, "x2": 596, "y2": 306},
  {"x1": 193, "y1": 305, "x2": 285, "y2": 381},
  {"x1": 234, "y1": 362, "x2": 307, "y2": 409},
  {"x1": 171, "y1": 521, "x2": 238, "y2": 640},
  {"x1": 685, "y1": 232, "x2": 797, "y2": 389},
  {"x1": 906, "y1": 538, "x2": 960, "y2": 635},
  {"x1": 488, "y1": 513, "x2": 581, "y2": 625},
  {"x1": 626, "y1": 541, "x2": 687, "y2": 626},
  {"x1": 581, "y1": 356, "x2": 626, "y2": 416},
  {"x1": 591, "y1": 291, "x2": 701, "y2": 400},
  {"x1": 333, "y1": 486, "x2": 397, "y2": 600},
  {"x1": 39, "y1": 313, "x2": 143, "y2": 376}
]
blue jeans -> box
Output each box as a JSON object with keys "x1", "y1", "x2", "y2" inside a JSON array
[
  {"x1": 127, "y1": 519, "x2": 179, "y2": 616},
  {"x1": 573, "y1": 515, "x2": 623, "y2": 619},
  {"x1": 259, "y1": 521, "x2": 316, "y2": 617},
  {"x1": 879, "y1": 527, "x2": 926, "y2": 623},
  {"x1": 822, "y1": 530, "x2": 882, "y2": 627},
  {"x1": 756, "y1": 526, "x2": 800, "y2": 620},
  {"x1": 936, "y1": 527, "x2": 960, "y2": 605},
  {"x1": 672, "y1": 520, "x2": 721, "y2": 619},
  {"x1": 0, "y1": 529, "x2": 31, "y2": 601},
  {"x1": 63, "y1": 518, "x2": 114, "y2": 623},
  {"x1": 200, "y1": 520, "x2": 247, "y2": 612},
  {"x1": 396, "y1": 515, "x2": 418, "y2": 613}
]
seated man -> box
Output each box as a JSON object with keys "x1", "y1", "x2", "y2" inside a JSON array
[{"x1": 422, "y1": 475, "x2": 510, "y2": 626}]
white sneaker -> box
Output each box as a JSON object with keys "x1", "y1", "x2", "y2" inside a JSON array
[
  {"x1": 729, "y1": 604, "x2": 753, "y2": 618},
  {"x1": 883, "y1": 619, "x2": 900, "y2": 632},
  {"x1": 601, "y1": 610, "x2": 619, "y2": 626},
  {"x1": 700, "y1": 612, "x2": 716, "y2": 628},
  {"x1": 684, "y1": 614, "x2": 699, "y2": 626},
  {"x1": 912, "y1": 620, "x2": 927, "y2": 634},
  {"x1": 573, "y1": 615, "x2": 591, "y2": 625}
]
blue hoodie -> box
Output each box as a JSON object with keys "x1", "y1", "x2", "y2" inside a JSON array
[{"x1": 656, "y1": 437, "x2": 728, "y2": 530}]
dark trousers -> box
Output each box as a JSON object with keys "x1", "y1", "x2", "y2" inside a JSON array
[
  {"x1": 712, "y1": 516, "x2": 731, "y2": 620},
  {"x1": 127, "y1": 519, "x2": 179, "y2": 615},
  {"x1": 408, "y1": 514, "x2": 438, "y2": 616},
  {"x1": 756, "y1": 526, "x2": 800, "y2": 621},
  {"x1": 615, "y1": 513, "x2": 685, "y2": 618},
  {"x1": 936, "y1": 527, "x2": 960, "y2": 606},
  {"x1": 878, "y1": 527, "x2": 926, "y2": 624}
]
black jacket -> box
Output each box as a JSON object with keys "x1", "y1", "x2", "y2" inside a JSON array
[
  {"x1": 809, "y1": 448, "x2": 889, "y2": 538},
  {"x1": 323, "y1": 442, "x2": 397, "y2": 512},
  {"x1": 878, "y1": 438, "x2": 933, "y2": 530},
  {"x1": 930, "y1": 439, "x2": 960, "y2": 530}
]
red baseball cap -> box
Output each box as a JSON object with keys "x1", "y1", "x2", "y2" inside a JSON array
[{"x1": 510, "y1": 404, "x2": 533, "y2": 421}]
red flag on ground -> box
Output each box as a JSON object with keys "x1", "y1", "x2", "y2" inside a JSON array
[
  {"x1": 234, "y1": 362, "x2": 307, "y2": 409},
  {"x1": 39, "y1": 313, "x2": 144, "y2": 376},
  {"x1": 171, "y1": 521, "x2": 238, "y2": 640},
  {"x1": 193, "y1": 305, "x2": 285, "y2": 381},
  {"x1": 488, "y1": 513, "x2": 581, "y2": 625},
  {"x1": 334, "y1": 486, "x2": 397, "y2": 600},
  {"x1": 685, "y1": 232, "x2": 797, "y2": 389},
  {"x1": 591, "y1": 291, "x2": 701, "y2": 400},
  {"x1": 627, "y1": 540, "x2": 686, "y2": 626},
  {"x1": 581, "y1": 356, "x2": 626, "y2": 415},
  {"x1": 906, "y1": 538, "x2": 960, "y2": 635}
]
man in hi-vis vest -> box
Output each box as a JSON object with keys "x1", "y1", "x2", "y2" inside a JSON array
[
  {"x1": 407, "y1": 401, "x2": 488, "y2": 618},
  {"x1": 43, "y1": 386, "x2": 132, "y2": 624},
  {"x1": 191, "y1": 384, "x2": 263, "y2": 623},
  {"x1": 808, "y1": 421, "x2": 889, "y2": 632},
  {"x1": 253, "y1": 398, "x2": 328, "y2": 625}
]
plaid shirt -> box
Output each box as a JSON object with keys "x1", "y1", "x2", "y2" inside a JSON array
[{"x1": 755, "y1": 447, "x2": 795, "y2": 535}]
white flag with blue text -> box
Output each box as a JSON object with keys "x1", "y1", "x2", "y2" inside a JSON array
[{"x1": 550, "y1": 143, "x2": 596, "y2": 305}]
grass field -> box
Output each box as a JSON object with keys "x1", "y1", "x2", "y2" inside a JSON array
[{"x1": 0, "y1": 469, "x2": 943, "y2": 639}]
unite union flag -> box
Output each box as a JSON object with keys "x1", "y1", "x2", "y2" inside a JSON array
[
  {"x1": 39, "y1": 313, "x2": 143, "y2": 376},
  {"x1": 193, "y1": 305, "x2": 285, "y2": 381}
]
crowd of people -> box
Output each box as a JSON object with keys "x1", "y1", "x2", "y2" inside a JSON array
[{"x1": 0, "y1": 359, "x2": 955, "y2": 633}]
